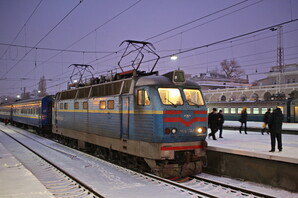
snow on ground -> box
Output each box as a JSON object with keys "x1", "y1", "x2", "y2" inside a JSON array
[
  {"x1": 205, "y1": 128, "x2": 298, "y2": 198},
  {"x1": 200, "y1": 173, "x2": 298, "y2": 198},
  {"x1": 0, "y1": 124, "x2": 199, "y2": 198},
  {"x1": 224, "y1": 121, "x2": 298, "y2": 131},
  {"x1": 0, "y1": 143, "x2": 54, "y2": 198},
  {"x1": 206, "y1": 128, "x2": 298, "y2": 163},
  {"x1": 1, "y1": 121, "x2": 298, "y2": 198}
]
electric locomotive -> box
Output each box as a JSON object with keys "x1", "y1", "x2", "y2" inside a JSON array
[{"x1": 52, "y1": 70, "x2": 208, "y2": 177}]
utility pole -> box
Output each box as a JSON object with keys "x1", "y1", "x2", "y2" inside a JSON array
[
  {"x1": 271, "y1": 25, "x2": 285, "y2": 94},
  {"x1": 277, "y1": 25, "x2": 284, "y2": 91}
]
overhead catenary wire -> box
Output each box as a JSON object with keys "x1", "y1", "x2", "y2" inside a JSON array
[
  {"x1": 144, "y1": 0, "x2": 249, "y2": 41},
  {"x1": 8, "y1": 19, "x2": 298, "y2": 96},
  {"x1": 0, "y1": 42, "x2": 116, "y2": 54},
  {"x1": 33, "y1": 0, "x2": 142, "y2": 72},
  {"x1": 86, "y1": 0, "x2": 255, "y2": 67},
  {"x1": 8, "y1": 0, "x2": 257, "y2": 94},
  {"x1": 0, "y1": 0, "x2": 44, "y2": 60},
  {"x1": 1, "y1": 0, "x2": 84, "y2": 79}
]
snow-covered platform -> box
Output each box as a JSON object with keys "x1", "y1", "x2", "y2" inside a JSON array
[
  {"x1": 224, "y1": 120, "x2": 298, "y2": 133},
  {"x1": 0, "y1": 143, "x2": 54, "y2": 198},
  {"x1": 206, "y1": 129, "x2": 298, "y2": 192},
  {"x1": 207, "y1": 129, "x2": 298, "y2": 164}
]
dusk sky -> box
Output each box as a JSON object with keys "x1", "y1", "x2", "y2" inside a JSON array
[{"x1": 0, "y1": 0, "x2": 298, "y2": 97}]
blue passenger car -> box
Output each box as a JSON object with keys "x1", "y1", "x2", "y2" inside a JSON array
[
  {"x1": 12, "y1": 96, "x2": 53, "y2": 132},
  {"x1": 53, "y1": 70, "x2": 208, "y2": 177},
  {"x1": 0, "y1": 103, "x2": 12, "y2": 121}
]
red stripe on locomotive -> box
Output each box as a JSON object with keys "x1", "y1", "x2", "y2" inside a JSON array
[{"x1": 163, "y1": 117, "x2": 207, "y2": 127}]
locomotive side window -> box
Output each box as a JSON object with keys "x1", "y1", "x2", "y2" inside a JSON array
[
  {"x1": 137, "y1": 89, "x2": 150, "y2": 106},
  {"x1": 107, "y1": 100, "x2": 114, "y2": 109},
  {"x1": 158, "y1": 88, "x2": 183, "y2": 106},
  {"x1": 64, "y1": 103, "x2": 68, "y2": 110},
  {"x1": 74, "y1": 102, "x2": 79, "y2": 109},
  {"x1": 100, "y1": 101, "x2": 106, "y2": 109},
  {"x1": 83, "y1": 102, "x2": 88, "y2": 109},
  {"x1": 60, "y1": 103, "x2": 63, "y2": 109},
  {"x1": 183, "y1": 89, "x2": 204, "y2": 106}
]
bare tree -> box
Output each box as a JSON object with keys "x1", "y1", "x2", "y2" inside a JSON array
[
  {"x1": 220, "y1": 59, "x2": 245, "y2": 79},
  {"x1": 38, "y1": 76, "x2": 47, "y2": 97}
]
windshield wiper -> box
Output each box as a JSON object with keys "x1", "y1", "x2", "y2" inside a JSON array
[
  {"x1": 164, "y1": 98, "x2": 177, "y2": 108},
  {"x1": 187, "y1": 99, "x2": 200, "y2": 108}
]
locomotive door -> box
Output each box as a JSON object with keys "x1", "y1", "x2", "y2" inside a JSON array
[{"x1": 120, "y1": 96, "x2": 130, "y2": 139}]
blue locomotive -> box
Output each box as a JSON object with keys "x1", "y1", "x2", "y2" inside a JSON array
[
  {"x1": 52, "y1": 70, "x2": 208, "y2": 177},
  {"x1": 1, "y1": 41, "x2": 208, "y2": 177}
]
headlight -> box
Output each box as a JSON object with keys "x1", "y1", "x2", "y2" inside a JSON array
[
  {"x1": 197, "y1": 128, "x2": 203, "y2": 133},
  {"x1": 171, "y1": 128, "x2": 177, "y2": 134},
  {"x1": 196, "y1": 127, "x2": 206, "y2": 134}
]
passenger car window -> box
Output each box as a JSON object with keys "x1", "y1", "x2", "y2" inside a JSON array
[
  {"x1": 183, "y1": 89, "x2": 204, "y2": 106},
  {"x1": 158, "y1": 88, "x2": 183, "y2": 106}
]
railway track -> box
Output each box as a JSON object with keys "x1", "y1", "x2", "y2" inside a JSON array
[
  {"x1": 145, "y1": 173, "x2": 276, "y2": 198},
  {"x1": 0, "y1": 125, "x2": 281, "y2": 198},
  {"x1": 0, "y1": 129, "x2": 103, "y2": 198}
]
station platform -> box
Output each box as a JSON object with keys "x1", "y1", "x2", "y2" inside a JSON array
[
  {"x1": 0, "y1": 143, "x2": 54, "y2": 198},
  {"x1": 223, "y1": 121, "x2": 298, "y2": 133},
  {"x1": 205, "y1": 128, "x2": 298, "y2": 192}
]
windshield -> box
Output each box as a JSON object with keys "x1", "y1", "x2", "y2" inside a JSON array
[
  {"x1": 158, "y1": 88, "x2": 183, "y2": 106},
  {"x1": 183, "y1": 89, "x2": 205, "y2": 106}
]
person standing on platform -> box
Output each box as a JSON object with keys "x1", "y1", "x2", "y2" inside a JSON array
[
  {"x1": 218, "y1": 110, "x2": 224, "y2": 138},
  {"x1": 268, "y1": 107, "x2": 284, "y2": 152},
  {"x1": 208, "y1": 108, "x2": 218, "y2": 140},
  {"x1": 239, "y1": 107, "x2": 247, "y2": 134},
  {"x1": 261, "y1": 108, "x2": 271, "y2": 135}
]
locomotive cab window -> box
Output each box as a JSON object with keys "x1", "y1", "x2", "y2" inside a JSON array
[
  {"x1": 183, "y1": 89, "x2": 204, "y2": 106},
  {"x1": 137, "y1": 89, "x2": 150, "y2": 106},
  {"x1": 158, "y1": 88, "x2": 183, "y2": 106}
]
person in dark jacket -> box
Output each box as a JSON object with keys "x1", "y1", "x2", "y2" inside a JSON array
[
  {"x1": 268, "y1": 107, "x2": 284, "y2": 152},
  {"x1": 239, "y1": 107, "x2": 247, "y2": 134},
  {"x1": 208, "y1": 108, "x2": 218, "y2": 140},
  {"x1": 217, "y1": 110, "x2": 224, "y2": 138},
  {"x1": 261, "y1": 108, "x2": 271, "y2": 135}
]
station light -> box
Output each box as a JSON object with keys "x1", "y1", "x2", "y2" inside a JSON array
[{"x1": 170, "y1": 55, "x2": 178, "y2": 61}]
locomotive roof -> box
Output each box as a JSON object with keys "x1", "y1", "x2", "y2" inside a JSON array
[{"x1": 136, "y1": 75, "x2": 200, "y2": 88}]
